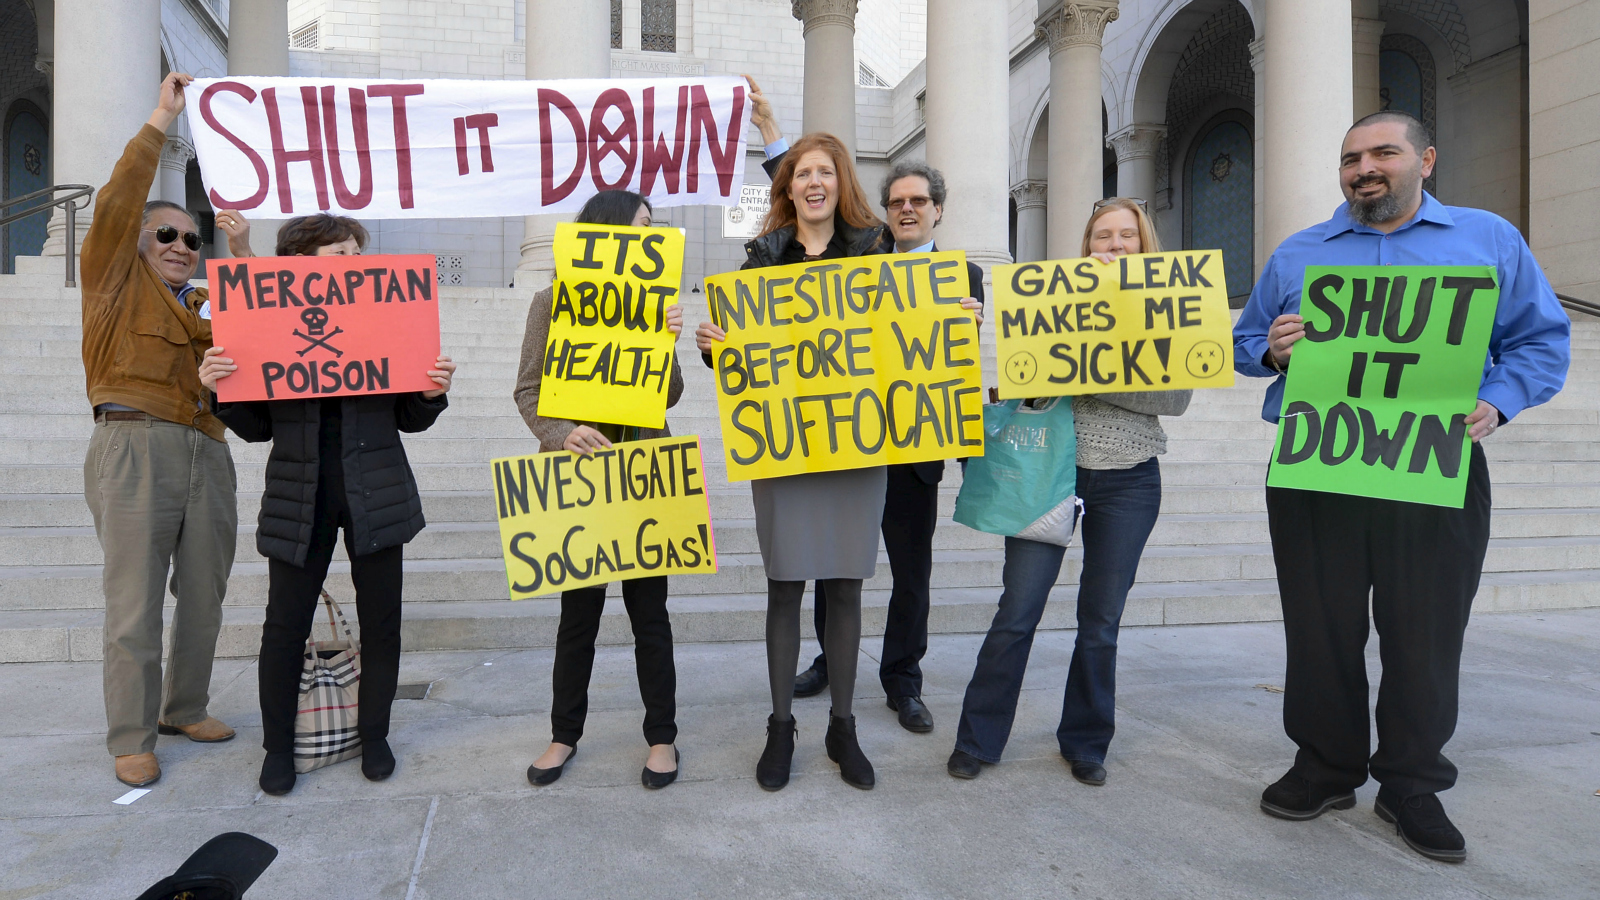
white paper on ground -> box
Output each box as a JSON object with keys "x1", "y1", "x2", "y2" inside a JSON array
[{"x1": 113, "y1": 788, "x2": 151, "y2": 805}]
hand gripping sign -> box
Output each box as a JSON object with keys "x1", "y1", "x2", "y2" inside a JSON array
[
  {"x1": 492, "y1": 437, "x2": 718, "y2": 598},
  {"x1": 186, "y1": 76, "x2": 750, "y2": 219},
  {"x1": 538, "y1": 222, "x2": 685, "y2": 429},
  {"x1": 206, "y1": 254, "x2": 441, "y2": 403},
  {"x1": 1266, "y1": 266, "x2": 1499, "y2": 508},
  {"x1": 990, "y1": 251, "x2": 1234, "y2": 398},
  {"x1": 703, "y1": 252, "x2": 985, "y2": 481}
]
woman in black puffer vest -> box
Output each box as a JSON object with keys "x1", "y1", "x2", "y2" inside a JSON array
[{"x1": 199, "y1": 213, "x2": 456, "y2": 796}]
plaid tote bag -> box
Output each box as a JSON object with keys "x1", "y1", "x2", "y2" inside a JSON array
[{"x1": 293, "y1": 590, "x2": 363, "y2": 774}]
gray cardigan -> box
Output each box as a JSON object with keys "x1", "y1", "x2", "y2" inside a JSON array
[{"x1": 1072, "y1": 390, "x2": 1192, "y2": 470}]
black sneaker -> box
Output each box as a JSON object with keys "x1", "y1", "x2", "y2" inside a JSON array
[
  {"x1": 1375, "y1": 787, "x2": 1467, "y2": 862},
  {"x1": 1259, "y1": 771, "x2": 1357, "y2": 820}
]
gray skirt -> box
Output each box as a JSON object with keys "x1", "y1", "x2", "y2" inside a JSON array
[{"x1": 751, "y1": 466, "x2": 888, "y2": 582}]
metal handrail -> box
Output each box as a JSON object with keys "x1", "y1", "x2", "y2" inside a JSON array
[
  {"x1": 1, "y1": 184, "x2": 94, "y2": 287},
  {"x1": 1557, "y1": 292, "x2": 1600, "y2": 320}
]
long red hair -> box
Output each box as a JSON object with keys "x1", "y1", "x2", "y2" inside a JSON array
[{"x1": 758, "y1": 132, "x2": 882, "y2": 237}]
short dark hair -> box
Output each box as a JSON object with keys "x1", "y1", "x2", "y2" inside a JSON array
[
  {"x1": 575, "y1": 190, "x2": 651, "y2": 227},
  {"x1": 142, "y1": 200, "x2": 193, "y2": 225},
  {"x1": 275, "y1": 214, "x2": 370, "y2": 256},
  {"x1": 879, "y1": 161, "x2": 947, "y2": 210},
  {"x1": 1349, "y1": 110, "x2": 1433, "y2": 154}
]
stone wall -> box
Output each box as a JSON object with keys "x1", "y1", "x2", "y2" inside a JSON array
[{"x1": 1529, "y1": 0, "x2": 1599, "y2": 302}]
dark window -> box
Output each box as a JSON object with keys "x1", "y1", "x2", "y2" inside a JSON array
[
  {"x1": 642, "y1": 0, "x2": 676, "y2": 52},
  {"x1": 611, "y1": 0, "x2": 622, "y2": 49}
]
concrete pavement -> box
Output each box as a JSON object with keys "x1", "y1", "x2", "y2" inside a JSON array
[{"x1": 2, "y1": 609, "x2": 1597, "y2": 899}]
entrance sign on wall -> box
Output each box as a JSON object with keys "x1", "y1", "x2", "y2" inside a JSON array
[
  {"x1": 206, "y1": 254, "x2": 441, "y2": 403},
  {"x1": 492, "y1": 437, "x2": 718, "y2": 598},
  {"x1": 186, "y1": 76, "x2": 750, "y2": 218},
  {"x1": 702, "y1": 251, "x2": 985, "y2": 481},
  {"x1": 1265, "y1": 266, "x2": 1499, "y2": 508},
  {"x1": 538, "y1": 222, "x2": 686, "y2": 430},
  {"x1": 721, "y1": 183, "x2": 771, "y2": 239},
  {"x1": 990, "y1": 251, "x2": 1234, "y2": 398}
]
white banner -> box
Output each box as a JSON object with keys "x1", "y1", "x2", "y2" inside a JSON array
[{"x1": 185, "y1": 76, "x2": 750, "y2": 219}]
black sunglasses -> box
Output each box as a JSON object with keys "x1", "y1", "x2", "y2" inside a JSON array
[{"x1": 143, "y1": 225, "x2": 201, "y2": 251}]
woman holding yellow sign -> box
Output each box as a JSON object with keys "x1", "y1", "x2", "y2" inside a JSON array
[
  {"x1": 514, "y1": 190, "x2": 687, "y2": 790},
  {"x1": 695, "y1": 132, "x2": 891, "y2": 791},
  {"x1": 948, "y1": 199, "x2": 1190, "y2": 786}
]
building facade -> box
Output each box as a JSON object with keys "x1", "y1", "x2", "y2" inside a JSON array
[{"x1": 2, "y1": 0, "x2": 1596, "y2": 305}]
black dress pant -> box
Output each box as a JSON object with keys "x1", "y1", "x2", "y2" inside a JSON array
[
  {"x1": 258, "y1": 492, "x2": 404, "y2": 755},
  {"x1": 813, "y1": 463, "x2": 939, "y2": 700},
  {"x1": 1265, "y1": 442, "x2": 1491, "y2": 798},
  {"x1": 550, "y1": 576, "x2": 677, "y2": 747}
]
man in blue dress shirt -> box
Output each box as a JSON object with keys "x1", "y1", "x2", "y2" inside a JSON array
[{"x1": 1233, "y1": 110, "x2": 1569, "y2": 863}]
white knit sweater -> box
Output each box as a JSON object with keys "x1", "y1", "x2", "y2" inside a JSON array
[{"x1": 1072, "y1": 391, "x2": 1193, "y2": 470}]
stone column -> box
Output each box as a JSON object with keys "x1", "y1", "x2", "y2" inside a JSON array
[
  {"x1": 516, "y1": 0, "x2": 611, "y2": 287},
  {"x1": 792, "y1": 0, "x2": 859, "y2": 154},
  {"x1": 1036, "y1": 0, "x2": 1118, "y2": 260},
  {"x1": 1351, "y1": 0, "x2": 1386, "y2": 121},
  {"x1": 227, "y1": 0, "x2": 292, "y2": 257},
  {"x1": 159, "y1": 138, "x2": 195, "y2": 208},
  {"x1": 925, "y1": 0, "x2": 1011, "y2": 273},
  {"x1": 41, "y1": 0, "x2": 162, "y2": 256},
  {"x1": 1107, "y1": 124, "x2": 1164, "y2": 204},
  {"x1": 1260, "y1": 0, "x2": 1352, "y2": 255},
  {"x1": 1011, "y1": 180, "x2": 1049, "y2": 263},
  {"x1": 1250, "y1": 36, "x2": 1266, "y2": 279}
]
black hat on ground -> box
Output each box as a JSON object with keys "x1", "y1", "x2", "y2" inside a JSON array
[{"x1": 134, "y1": 832, "x2": 278, "y2": 900}]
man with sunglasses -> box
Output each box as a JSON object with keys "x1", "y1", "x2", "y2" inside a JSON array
[{"x1": 81, "y1": 71, "x2": 238, "y2": 787}]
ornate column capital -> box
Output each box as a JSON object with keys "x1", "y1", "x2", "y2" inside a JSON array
[
  {"x1": 1010, "y1": 179, "x2": 1049, "y2": 210},
  {"x1": 1035, "y1": 1, "x2": 1119, "y2": 55},
  {"x1": 1106, "y1": 124, "x2": 1165, "y2": 163},
  {"x1": 792, "y1": 0, "x2": 858, "y2": 34},
  {"x1": 160, "y1": 137, "x2": 197, "y2": 172}
]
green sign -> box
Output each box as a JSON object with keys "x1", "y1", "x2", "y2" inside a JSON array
[{"x1": 1265, "y1": 265, "x2": 1498, "y2": 508}]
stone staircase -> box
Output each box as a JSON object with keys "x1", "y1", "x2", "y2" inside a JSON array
[{"x1": 2, "y1": 256, "x2": 1597, "y2": 663}]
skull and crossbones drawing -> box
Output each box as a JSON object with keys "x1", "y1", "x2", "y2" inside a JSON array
[{"x1": 293, "y1": 307, "x2": 345, "y2": 357}]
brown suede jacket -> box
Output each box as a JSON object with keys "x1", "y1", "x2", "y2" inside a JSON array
[{"x1": 80, "y1": 124, "x2": 223, "y2": 441}]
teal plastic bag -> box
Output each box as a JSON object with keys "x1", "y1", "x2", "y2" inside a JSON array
[{"x1": 952, "y1": 397, "x2": 1080, "y2": 546}]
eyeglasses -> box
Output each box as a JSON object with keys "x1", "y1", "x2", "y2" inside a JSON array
[
  {"x1": 1093, "y1": 197, "x2": 1148, "y2": 211},
  {"x1": 143, "y1": 226, "x2": 201, "y2": 251},
  {"x1": 887, "y1": 196, "x2": 934, "y2": 212}
]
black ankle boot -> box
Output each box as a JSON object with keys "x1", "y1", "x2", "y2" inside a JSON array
[
  {"x1": 362, "y1": 737, "x2": 395, "y2": 782},
  {"x1": 825, "y1": 712, "x2": 875, "y2": 790},
  {"x1": 756, "y1": 715, "x2": 797, "y2": 791},
  {"x1": 259, "y1": 751, "x2": 296, "y2": 795}
]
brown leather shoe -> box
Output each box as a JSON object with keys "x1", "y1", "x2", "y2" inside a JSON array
[
  {"x1": 158, "y1": 716, "x2": 236, "y2": 743},
  {"x1": 115, "y1": 752, "x2": 161, "y2": 787}
]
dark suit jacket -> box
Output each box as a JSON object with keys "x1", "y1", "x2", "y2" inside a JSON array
[{"x1": 761, "y1": 150, "x2": 986, "y2": 486}]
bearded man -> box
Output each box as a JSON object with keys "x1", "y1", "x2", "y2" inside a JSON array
[{"x1": 1232, "y1": 111, "x2": 1569, "y2": 862}]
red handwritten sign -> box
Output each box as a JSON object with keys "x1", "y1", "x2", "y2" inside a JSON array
[{"x1": 206, "y1": 254, "x2": 441, "y2": 403}]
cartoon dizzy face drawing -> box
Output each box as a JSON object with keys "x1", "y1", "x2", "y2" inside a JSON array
[
  {"x1": 1185, "y1": 340, "x2": 1223, "y2": 378},
  {"x1": 1005, "y1": 351, "x2": 1038, "y2": 385}
]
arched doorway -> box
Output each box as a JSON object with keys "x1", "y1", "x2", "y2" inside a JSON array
[
  {"x1": 3, "y1": 100, "x2": 50, "y2": 273},
  {"x1": 1184, "y1": 112, "x2": 1254, "y2": 301},
  {"x1": 1380, "y1": 32, "x2": 1438, "y2": 195}
]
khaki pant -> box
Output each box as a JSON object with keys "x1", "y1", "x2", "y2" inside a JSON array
[{"x1": 85, "y1": 417, "x2": 237, "y2": 756}]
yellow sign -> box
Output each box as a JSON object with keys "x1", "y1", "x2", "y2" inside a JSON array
[
  {"x1": 991, "y1": 251, "x2": 1234, "y2": 398},
  {"x1": 492, "y1": 436, "x2": 717, "y2": 598},
  {"x1": 703, "y1": 251, "x2": 984, "y2": 481},
  {"x1": 538, "y1": 222, "x2": 686, "y2": 429}
]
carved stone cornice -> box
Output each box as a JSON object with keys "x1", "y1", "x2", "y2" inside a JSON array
[
  {"x1": 792, "y1": 0, "x2": 859, "y2": 34},
  {"x1": 1106, "y1": 124, "x2": 1165, "y2": 163},
  {"x1": 34, "y1": 57, "x2": 52, "y2": 78},
  {"x1": 1010, "y1": 180, "x2": 1049, "y2": 210},
  {"x1": 1035, "y1": 1, "x2": 1119, "y2": 55},
  {"x1": 160, "y1": 138, "x2": 197, "y2": 171}
]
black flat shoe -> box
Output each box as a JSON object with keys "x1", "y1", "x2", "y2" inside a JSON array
[
  {"x1": 757, "y1": 715, "x2": 797, "y2": 791},
  {"x1": 947, "y1": 749, "x2": 983, "y2": 779},
  {"x1": 1069, "y1": 760, "x2": 1106, "y2": 786},
  {"x1": 642, "y1": 748, "x2": 680, "y2": 790},
  {"x1": 259, "y1": 751, "x2": 296, "y2": 796},
  {"x1": 887, "y1": 696, "x2": 934, "y2": 733},
  {"x1": 1376, "y1": 787, "x2": 1467, "y2": 862},
  {"x1": 527, "y1": 746, "x2": 575, "y2": 786},
  {"x1": 1259, "y1": 771, "x2": 1356, "y2": 820},
  {"x1": 825, "y1": 711, "x2": 875, "y2": 790},
  {"x1": 794, "y1": 666, "x2": 828, "y2": 698},
  {"x1": 362, "y1": 737, "x2": 395, "y2": 782}
]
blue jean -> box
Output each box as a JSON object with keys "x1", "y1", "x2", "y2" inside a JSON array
[{"x1": 954, "y1": 458, "x2": 1163, "y2": 764}]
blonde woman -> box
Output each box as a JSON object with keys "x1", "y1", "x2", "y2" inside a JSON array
[{"x1": 947, "y1": 198, "x2": 1190, "y2": 784}]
